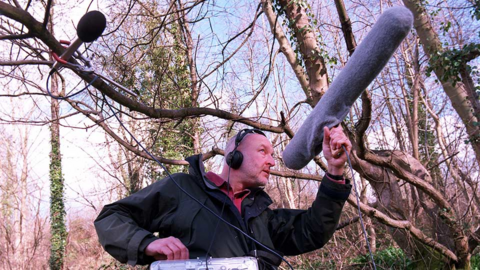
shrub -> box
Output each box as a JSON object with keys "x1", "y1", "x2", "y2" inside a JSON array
[
  {"x1": 472, "y1": 253, "x2": 480, "y2": 270},
  {"x1": 349, "y1": 246, "x2": 412, "y2": 270}
]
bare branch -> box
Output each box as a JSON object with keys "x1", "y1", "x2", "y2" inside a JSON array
[
  {"x1": 0, "y1": 60, "x2": 52, "y2": 66},
  {"x1": 347, "y1": 195, "x2": 458, "y2": 262}
]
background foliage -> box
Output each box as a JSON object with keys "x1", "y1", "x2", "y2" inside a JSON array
[{"x1": 0, "y1": 0, "x2": 479, "y2": 269}]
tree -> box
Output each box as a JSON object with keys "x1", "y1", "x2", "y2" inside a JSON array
[
  {"x1": 45, "y1": 3, "x2": 67, "y2": 268},
  {"x1": 0, "y1": 0, "x2": 479, "y2": 269},
  {"x1": 48, "y1": 59, "x2": 67, "y2": 270},
  {"x1": 0, "y1": 121, "x2": 49, "y2": 269},
  {"x1": 263, "y1": 0, "x2": 479, "y2": 268}
]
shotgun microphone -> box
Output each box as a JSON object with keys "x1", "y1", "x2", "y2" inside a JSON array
[
  {"x1": 51, "y1": 10, "x2": 106, "y2": 71},
  {"x1": 282, "y1": 7, "x2": 413, "y2": 170}
]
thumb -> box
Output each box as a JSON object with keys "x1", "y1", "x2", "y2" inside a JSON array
[
  {"x1": 153, "y1": 254, "x2": 167, "y2": 260},
  {"x1": 323, "y1": 126, "x2": 331, "y2": 145}
]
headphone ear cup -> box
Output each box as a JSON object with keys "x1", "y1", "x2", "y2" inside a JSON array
[{"x1": 227, "y1": 150, "x2": 243, "y2": 169}]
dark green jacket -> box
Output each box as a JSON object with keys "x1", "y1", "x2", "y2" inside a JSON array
[{"x1": 94, "y1": 154, "x2": 351, "y2": 266}]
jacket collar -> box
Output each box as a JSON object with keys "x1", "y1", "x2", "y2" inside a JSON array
[
  {"x1": 186, "y1": 154, "x2": 217, "y2": 190},
  {"x1": 185, "y1": 154, "x2": 273, "y2": 205},
  {"x1": 186, "y1": 154, "x2": 204, "y2": 178}
]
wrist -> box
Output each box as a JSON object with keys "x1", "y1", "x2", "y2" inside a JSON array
[
  {"x1": 144, "y1": 238, "x2": 160, "y2": 255},
  {"x1": 327, "y1": 166, "x2": 344, "y2": 176}
]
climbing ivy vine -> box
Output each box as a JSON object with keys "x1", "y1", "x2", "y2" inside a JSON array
[
  {"x1": 49, "y1": 125, "x2": 67, "y2": 270},
  {"x1": 271, "y1": 0, "x2": 337, "y2": 70}
]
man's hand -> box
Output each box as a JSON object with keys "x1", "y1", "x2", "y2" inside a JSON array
[
  {"x1": 145, "y1": 236, "x2": 189, "y2": 261},
  {"x1": 322, "y1": 126, "x2": 352, "y2": 176}
]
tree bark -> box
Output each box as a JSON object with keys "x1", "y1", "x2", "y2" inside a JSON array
[
  {"x1": 275, "y1": 0, "x2": 329, "y2": 106},
  {"x1": 261, "y1": 0, "x2": 312, "y2": 105},
  {"x1": 47, "y1": 5, "x2": 67, "y2": 267},
  {"x1": 49, "y1": 74, "x2": 67, "y2": 270}
]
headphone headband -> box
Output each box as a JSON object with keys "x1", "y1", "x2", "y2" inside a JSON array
[{"x1": 235, "y1": 129, "x2": 266, "y2": 146}]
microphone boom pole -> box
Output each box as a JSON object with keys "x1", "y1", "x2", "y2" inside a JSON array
[{"x1": 50, "y1": 10, "x2": 106, "y2": 73}]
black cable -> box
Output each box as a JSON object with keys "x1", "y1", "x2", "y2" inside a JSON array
[
  {"x1": 342, "y1": 145, "x2": 377, "y2": 270},
  {"x1": 46, "y1": 70, "x2": 98, "y2": 100},
  {"x1": 204, "y1": 165, "x2": 232, "y2": 268},
  {"x1": 101, "y1": 94, "x2": 294, "y2": 270},
  {"x1": 205, "y1": 151, "x2": 262, "y2": 269},
  {"x1": 46, "y1": 63, "x2": 290, "y2": 268},
  {"x1": 45, "y1": 65, "x2": 351, "y2": 270}
]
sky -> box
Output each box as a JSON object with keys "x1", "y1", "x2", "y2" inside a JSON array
[
  {"x1": 2, "y1": 0, "x2": 478, "y2": 222},
  {"x1": 0, "y1": 0, "x2": 410, "y2": 218},
  {"x1": 1, "y1": 100, "x2": 114, "y2": 218},
  {"x1": 0, "y1": 0, "x2": 255, "y2": 219}
]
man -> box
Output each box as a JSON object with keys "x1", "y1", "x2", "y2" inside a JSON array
[{"x1": 94, "y1": 126, "x2": 352, "y2": 268}]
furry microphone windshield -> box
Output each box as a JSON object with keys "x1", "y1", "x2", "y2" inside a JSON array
[
  {"x1": 282, "y1": 6, "x2": 413, "y2": 170},
  {"x1": 77, "y1": 10, "x2": 107, "y2": 42}
]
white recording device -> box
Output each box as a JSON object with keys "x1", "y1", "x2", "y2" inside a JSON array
[{"x1": 150, "y1": 256, "x2": 259, "y2": 270}]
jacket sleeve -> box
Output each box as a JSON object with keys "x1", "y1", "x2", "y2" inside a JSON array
[
  {"x1": 94, "y1": 176, "x2": 181, "y2": 265},
  {"x1": 267, "y1": 175, "x2": 351, "y2": 255}
]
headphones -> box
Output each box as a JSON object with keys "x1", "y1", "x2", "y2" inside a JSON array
[{"x1": 226, "y1": 129, "x2": 266, "y2": 169}]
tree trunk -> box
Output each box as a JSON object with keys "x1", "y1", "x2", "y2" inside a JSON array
[
  {"x1": 402, "y1": 1, "x2": 474, "y2": 268},
  {"x1": 261, "y1": 0, "x2": 312, "y2": 105},
  {"x1": 403, "y1": 0, "x2": 480, "y2": 170},
  {"x1": 49, "y1": 73, "x2": 67, "y2": 270},
  {"x1": 275, "y1": 0, "x2": 330, "y2": 106},
  {"x1": 48, "y1": 6, "x2": 67, "y2": 267}
]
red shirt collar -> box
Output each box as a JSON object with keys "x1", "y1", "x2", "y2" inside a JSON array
[
  {"x1": 205, "y1": 172, "x2": 251, "y2": 214},
  {"x1": 206, "y1": 171, "x2": 229, "y2": 188}
]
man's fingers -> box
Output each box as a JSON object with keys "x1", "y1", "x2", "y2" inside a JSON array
[
  {"x1": 327, "y1": 126, "x2": 351, "y2": 159},
  {"x1": 158, "y1": 245, "x2": 175, "y2": 260},
  {"x1": 170, "y1": 237, "x2": 189, "y2": 260},
  {"x1": 160, "y1": 244, "x2": 181, "y2": 260},
  {"x1": 323, "y1": 127, "x2": 332, "y2": 155},
  {"x1": 161, "y1": 237, "x2": 188, "y2": 260},
  {"x1": 169, "y1": 243, "x2": 182, "y2": 260},
  {"x1": 179, "y1": 242, "x2": 189, "y2": 260},
  {"x1": 330, "y1": 138, "x2": 346, "y2": 151},
  {"x1": 332, "y1": 148, "x2": 343, "y2": 158},
  {"x1": 145, "y1": 237, "x2": 189, "y2": 261}
]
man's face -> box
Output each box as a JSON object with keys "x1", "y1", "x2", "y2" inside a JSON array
[{"x1": 235, "y1": 134, "x2": 275, "y2": 188}]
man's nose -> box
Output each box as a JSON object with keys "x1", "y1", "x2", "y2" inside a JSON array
[{"x1": 267, "y1": 154, "x2": 275, "y2": 167}]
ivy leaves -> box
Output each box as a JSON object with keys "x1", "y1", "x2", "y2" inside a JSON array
[
  {"x1": 426, "y1": 43, "x2": 480, "y2": 87},
  {"x1": 272, "y1": 0, "x2": 337, "y2": 70}
]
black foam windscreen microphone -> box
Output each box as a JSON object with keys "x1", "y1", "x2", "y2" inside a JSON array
[
  {"x1": 51, "y1": 11, "x2": 106, "y2": 71},
  {"x1": 282, "y1": 7, "x2": 413, "y2": 170}
]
